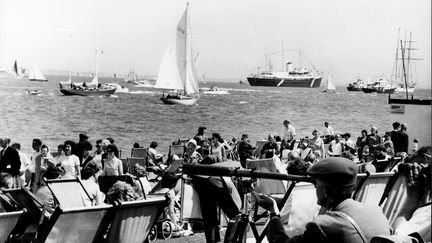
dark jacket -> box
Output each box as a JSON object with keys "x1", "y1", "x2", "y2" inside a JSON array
[
  {"x1": 0, "y1": 147, "x2": 21, "y2": 176},
  {"x1": 267, "y1": 199, "x2": 390, "y2": 243}
]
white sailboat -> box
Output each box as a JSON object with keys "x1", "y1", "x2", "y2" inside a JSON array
[
  {"x1": 29, "y1": 64, "x2": 48, "y2": 82},
  {"x1": 12, "y1": 60, "x2": 24, "y2": 79},
  {"x1": 393, "y1": 31, "x2": 418, "y2": 94},
  {"x1": 321, "y1": 74, "x2": 336, "y2": 93},
  {"x1": 155, "y1": 3, "x2": 200, "y2": 105},
  {"x1": 124, "y1": 69, "x2": 138, "y2": 84}
]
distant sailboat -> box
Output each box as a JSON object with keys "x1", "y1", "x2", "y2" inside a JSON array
[
  {"x1": 124, "y1": 69, "x2": 139, "y2": 84},
  {"x1": 155, "y1": 3, "x2": 200, "y2": 105},
  {"x1": 321, "y1": 74, "x2": 336, "y2": 93},
  {"x1": 29, "y1": 64, "x2": 48, "y2": 82},
  {"x1": 12, "y1": 60, "x2": 23, "y2": 79}
]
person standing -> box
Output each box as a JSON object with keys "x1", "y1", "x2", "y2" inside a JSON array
[
  {"x1": 102, "y1": 144, "x2": 123, "y2": 176},
  {"x1": 27, "y1": 138, "x2": 42, "y2": 187},
  {"x1": 311, "y1": 130, "x2": 325, "y2": 159},
  {"x1": 282, "y1": 120, "x2": 296, "y2": 148},
  {"x1": 400, "y1": 123, "x2": 409, "y2": 153},
  {"x1": 253, "y1": 157, "x2": 391, "y2": 242},
  {"x1": 323, "y1": 121, "x2": 335, "y2": 143},
  {"x1": 368, "y1": 126, "x2": 381, "y2": 146},
  {"x1": 0, "y1": 138, "x2": 21, "y2": 179},
  {"x1": 356, "y1": 130, "x2": 368, "y2": 160},
  {"x1": 57, "y1": 141, "x2": 81, "y2": 178},
  {"x1": 75, "y1": 133, "x2": 89, "y2": 164},
  {"x1": 237, "y1": 134, "x2": 255, "y2": 167},
  {"x1": 328, "y1": 134, "x2": 344, "y2": 157},
  {"x1": 193, "y1": 126, "x2": 207, "y2": 145},
  {"x1": 11, "y1": 143, "x2": 31, "y2": 187}
]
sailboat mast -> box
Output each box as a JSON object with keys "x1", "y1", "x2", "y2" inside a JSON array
[
  {"x1": 183, "y1": 3, "x2": 189, "y2": 94},
  {"x1": 400, "y1": 40, "x2": 409, "y2": 99},
  {"x1": 94, "y1": 0, "x2": 100, "y2": 80},
  {"x1": 281, "y1": 41, "x2": 284, "y2": 71},
  {"x1": 406, "y1": 32, "x2": 412, "y2": 85},
  {"x1": 392, "y1": 28, "x2": 400, "y2": 82}
]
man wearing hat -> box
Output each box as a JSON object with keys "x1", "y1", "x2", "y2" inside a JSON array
[
  {"x1": 193, "y1": 126, "x2": 207, "y2": 145},
  {"x1": 75, "y1": 133, "x2": 89, "y2": 165},
  {"x1": 253, "y1": 157, "x2": 391, "y2": 242}
]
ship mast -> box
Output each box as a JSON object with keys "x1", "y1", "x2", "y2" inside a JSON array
[{"x1": 400, "y1": 40, "x2": 409, "y2": 99}]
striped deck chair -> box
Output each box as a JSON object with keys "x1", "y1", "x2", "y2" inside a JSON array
[
  {"x1": 104, "y1": 197, "x2": 167, "y2": 243},
  {"x1": 168, "y1": 145, "x2": 185, "y2": 163},
  {"x1": 44, "y1": 178, "x2": 92, "y2": 208},
  {"x1": 0, "y1": 210, "x2": 24, "y2": 242},
  {"x1": 380, "y1": 173, "x2": 427, "y2": 229},
  {"x1": 353, "y1": 172, "x2": 396, "y2": 206},
  {"x1": 40, "y1": 205, "x2": 113, "y2": 243},
  {"x1": 128, "y1": 157, "x2": 147, "y2": 169}
]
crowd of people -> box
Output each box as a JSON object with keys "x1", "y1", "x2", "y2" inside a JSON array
[{"x1": 0, "y1": 119, "x2": 430, "y2": 242}]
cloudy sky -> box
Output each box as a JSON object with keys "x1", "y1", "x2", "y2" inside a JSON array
[{"x1": 0, "y1": 0, "x2": 430, "y2": 87}]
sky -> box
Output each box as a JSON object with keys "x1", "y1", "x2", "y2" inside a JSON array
[{"x1": 0, "y1": 0, "x2": 430, "y2": 88}]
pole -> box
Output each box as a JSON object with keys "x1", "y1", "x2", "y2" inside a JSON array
[
  {"x1": 400, "y1": 40, "x2": 409, "y2": 99},
  {"x1": 281, "y1": 41, "x2": 284, "y2": 71}
]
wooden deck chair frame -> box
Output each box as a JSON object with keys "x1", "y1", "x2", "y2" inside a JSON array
[
  {"x1": 253, "y1": 140, "x2": 267, "y2": 159},
  {"x1": 167, "y1": 145, "x2": 185, "y2": 164},
  {"x1": 37, "y1": 205, "x2": 114, "y2": 243},
  {"x1": 44, "y1": 178, "x2": 92, "y2": 208},
  {"x1": 0, "y1": 210, "x2": 24, "y2": 243}
]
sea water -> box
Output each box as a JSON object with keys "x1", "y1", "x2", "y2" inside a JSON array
[{"x1": 0, "y1": 75, "x2": 430, "y2": 156}]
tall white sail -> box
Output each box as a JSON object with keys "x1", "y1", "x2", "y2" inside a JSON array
[
  {"x1": 156, "y1": 4, "x2": 199, "y2": 95},
  {"x1": 327, "y1": 75, "x2": 336, "y2": 91},
  {"x1": 155, "y1": 42, "x2": 184, "y2": 90},
  {"x1": 29, "y1": 64, "x2": 47, "y2": 80}
]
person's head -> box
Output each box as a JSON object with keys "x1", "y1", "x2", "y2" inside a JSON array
[
  {"x1": 306, "y1": 153, "x2": 316, "y2": 163},
  {"x1": 335, "y1": 134, "x2": 341, "y2": 142},
  {"x1": 342, "y1": 133, "x2": 351, "y2": 141},
  {"x1": 40, "y1": 144, "x2": 49, "y2": 157},
  {"x1": 81, "y1": 141, "x2": 93, "y2": 157},
  {"x1": 200, "y1": 141, "x2": 211, "y2": 157},
  {"x1": 81, "y1": 166, "x2": 99, "y2": 180},
  {"x1": 384, "y1": 132, "x2": 391, "y2": 140},
  {"x1": 401, "y1": 123, "x2": 407, "y2": 132},
  {"x1": 133, "y1": 142, "x2": 141, "y2": 148},
  {"x1": 106, "y1": 144, "x2": 116, "y2": 157},
  {"x1": 57, "y1": 144, "x2": 65, "y2": 155},
  {"x1": 324, "y1": 121, "x2": 329, "y2": 127},
  {"x1": 106, "y1": 181, "x2": 138, "y2": 203},
  {"x1": 267, "y1": 134, "x2": 275, "y2": 143},
  {"x1": 413, "y1": 138, "x2": 418, "y2": 143},
  {"x1": 361, "y1": 129, "x2": 368, "y2": 137},
  {"x1": 307, "y1": 157, "x2": 357, "y2": 209},
  {"x1": 198, "y1": 126, "x2": 206, "y2": 135},
  {"x1": 64, "y1": 140, "x2": 75, "y2": 155},
  {"x1": 370, "y1": 126, "x2": 378, "y2": 134},
  {"x1": 79, "y1": 133, "x2": 89, "y2": 142},
  {"x1": 32, "y1": 138, "x2": 42, "y2": 151},
  {"x1": 0, "y1": 138, "x2": 10, "y2": 148},
  {"x1": 43, "y1": 166, "x2": 64, "y2": 180},
  {"x1": 241, "y1": 134, "x2": 248, "y2": 141},
  {"x1": 101, "y1": 139, "x2": 111, "y2": 152},
  {"x1": 150, "y1": 141, "x2": 158, "y2": 149},
  {"x1": 186, "y1": 139, "x2": 199, "y2": 152},
  {"x1": 95, "y1": 139, "x2": 103, "y2": 151},
  {"x1": 11, "y1": 143, "x2": 21, "y2": 151},
  {"x1": 132, "y1": 164, "x2": 147, "y2": 178},
  {"x1": 288, "y1": 151, "x2": 301, "y2": 162},
  {"x1": 106, "y1": 137, "x2": 115, "y2": 144},
  {"x1": 312, "y1": 129, "x2": 319, "y2": 138},
  {"x1": 0, "y1": 172, "x2": 14, "y2": 189},
  {"x1": 283, "y1": 120, "x2": 290, "y2": 127},
  {"x1": 275, "y1": 136, "x2": 281, "y2": 142},
  {"x1": 212, "y1": 133, "x2": 223, "y2": 144},
  {"x1": 392, "y1": 122, "x2": 401, "y2": 130}
]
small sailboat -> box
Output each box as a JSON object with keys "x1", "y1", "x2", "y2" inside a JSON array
[
  {"x1": 321, "y1": 74, "x2": 336, "y2": 93},
  {"x1": 13, "y1": 60, "x2": 24, "y2": 79},
  {"x1": 29, "y1": 64, "x2": 48, "y2": 82},
  {"x1": 154, "y1": 3, "x2": 200, "y2": 105},
  {"x1": 124, "y1": 69, "x2": 139, "y2": 84}
]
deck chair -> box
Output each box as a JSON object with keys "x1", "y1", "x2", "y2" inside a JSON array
[
  {"x1": 353, "y1": 172, "x2": 396, "y2": 206},
  {"x1": 246, "y1": 158, "x2": 286, "y2": 195},
  {"x1": 40, "y1": 205, "x2": 113, "y2": 243},
  {"x1": 127, "y1": 157, "x2": 147, "y2": 168},
  {"x1": 380, "y1": 173, "x2": 427, "y2": 229},
  {"x1": 167, "y1": 145, "x2": 185, "y2": 163},
  {"x1": 98, "y1": 175, "x2": 135, "y2": 194},
  {"x1": 104, "y1": 197, "x2": 167, "y2": 243},
  {"x1": 44, "y1": 178, "x2": 92, "y2": 208},
  {"x1": 131, "y1": 147, "x2": 148, "y2": 158},
  {"x1": 121, "y1": 158, "x2": 130, "y2": 174},
  {"x1": 2, "y1": 187, "x2": 46, "y2": 236},
  {"x1": 253, "y1": 140, "x2": 267, "y2": 158},
  {"x1": 0, "y1": 210, "x2": 24, "y2": 242}
]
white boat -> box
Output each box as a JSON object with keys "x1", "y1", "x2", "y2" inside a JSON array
[
  {"x1": 321, "y1": 74, "x2": 336, "y2": 93},
  {"x1": 201, "y1": 86, "x2": 229, "y2": 95},
  {"x1": 25, "y1": 89, "x2": 42, "y2": 95},
  {"x1": 29, "y1": 64, "x2": 48, "y2": 82},
  {"x1": 155, "y1": 3, "x2": 200, "y2": 105},
  {"x1": 124, "y1": 69, "x2": 139, "y2": 84},
  {"x1": 373, "y1": 78, "x2": 397, "y2": 94},
  {"x1": 106, "y1": 83, "x2": 129, "y2": 93}
]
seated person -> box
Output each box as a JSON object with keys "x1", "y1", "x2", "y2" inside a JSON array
[
  {"x1": 131, "y1": 164, "x2": 152, "y2": 198},
  {"x1": 106, "y1": 181, "x2": 138, "y2": 203},
  {"x1": 36, "y1": 166, "x2": 65, "y2": 212},
  {"x1": 154, "y1": 172, "x2": 182, "y2": 231},
  {"x1": 148, "y1": 141, "x2": 165, "y2": 165},
  {"x1": 261, "y1": 134, "x2": 279, "y2": 159},
  {"x1": 0, "y1": 172, "x2": 19, "y2": 212},
  {"x1": 183, "y1": 139, "x2": 203, "y2": 164},
  {"x1": 81, "y1": 166, "x2": 105, "y2": 206}
]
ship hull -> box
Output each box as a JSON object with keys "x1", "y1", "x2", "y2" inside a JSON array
[
  {"x1": 60, "y1": 87, "x2": 117, "y2": 96},
  {"x1": 29, "y1": 79, "x2": 48, "y2": 82},
  {"x1": 247, "y1": 77, "x2": 322, "y2": 88},
  {"x1": 376, "y1": 87, "x2": 396, "y2": 94},
  {"x1": 362, "y1": 88, "x2": 376, "y2": 93},
  {"x1": 347, "y1": 86, "x2": 363, "y2": 91},
  {"x1": 160, "y1": 94, "x2": 200, "y2": 105}
]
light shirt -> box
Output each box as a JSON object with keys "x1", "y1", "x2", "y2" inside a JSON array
[
  {"x1": 81, "y1": 179, "x2": 105, "y2": 206},
  {"x1": 282, "y1": 124, "x2": 296, "y2": 141},
  {"x1": 18, "y1": 151, "x2": 31, "y2": 172},
  {"x1": 103, "y1": 157, "x2": 123, "y2": 176},
  {"x1": 58, "y1": 154, "x2": 80, "y2": 178},
  {"x1": 330, "y1": 140, "x2": 343, "y2": 156},
  {"x1": 323, "y1": 126, "x2": 335, "y2": 136},
  {"x1": 28, "y1": 151, "x2": 40, "y2": 173}
]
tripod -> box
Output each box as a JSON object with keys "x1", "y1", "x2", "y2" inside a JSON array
[{"x1": 224, "y1": 178, "x2": 262, "y2": 243}]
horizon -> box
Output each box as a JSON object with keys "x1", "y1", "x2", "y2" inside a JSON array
[{"x1": 0, "y1": 0, "x2": 430, "y2": 88}]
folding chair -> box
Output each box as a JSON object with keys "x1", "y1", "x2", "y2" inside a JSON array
[
  {"x1": 167, "y1": 145, "x2": 185, "y2": 164},
  {"x1": 121, "y1": 158, "x2": 130, "y2": 174},
  {"x1": 44, "y1": 178, "x2": 92, "y2": 208},
  {"x1": 127, "y1": 157, "x2": 147, "y2": 169},
  {"x1": 353, "y1": 172, "x2": 396, "y2": 206},
  {"x1": 246, "y1": 159, "x2": 286, "y2": 195},
  {"x1": 131, "y1": 147, "x2": 148, "y2": 159},
  {"x1": 39, "y1": 205, "x2": 113, "y2": 243},
  {"x1": 104, "y1": 197, "x2": 167, "y2": 243},
  {"x1": 0, "y1": 210, "x2": 24, "y2": 242}
]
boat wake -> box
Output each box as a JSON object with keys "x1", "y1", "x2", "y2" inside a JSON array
[
  {"x1": 129, "y1": 90, "x2": 157, "y2": 95},
  {"x1": 239, "y1": 101, "x2": 248, "y2": 104}
]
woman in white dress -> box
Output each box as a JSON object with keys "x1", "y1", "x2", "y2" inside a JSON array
[
  {"x1": 102, "y1": 144, "x2": 123, "y2": 176},
  {"x1": 57, "y1": 141, "x2": 80, "y2": 178}
]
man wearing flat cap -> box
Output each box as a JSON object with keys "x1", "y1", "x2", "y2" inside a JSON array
[{"x1": 254, "y1": 157, "x2": 391, "y2": 242}]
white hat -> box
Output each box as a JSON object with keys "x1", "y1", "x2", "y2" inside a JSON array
[{"x1": 186, "y1": 139, "x2": 200, "y2": 149}]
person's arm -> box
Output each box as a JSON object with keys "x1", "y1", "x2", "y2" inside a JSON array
[
  {"x1": 75, "y1": 158, "x2": 81, "y2": 178},
  {"x1": 118, "y1": 159, "x2": 123, "y2": 175}
]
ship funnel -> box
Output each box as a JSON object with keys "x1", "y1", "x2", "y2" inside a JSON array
[{"x1": 286, "y1": 62, "x2": 294, "y2": 72}]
